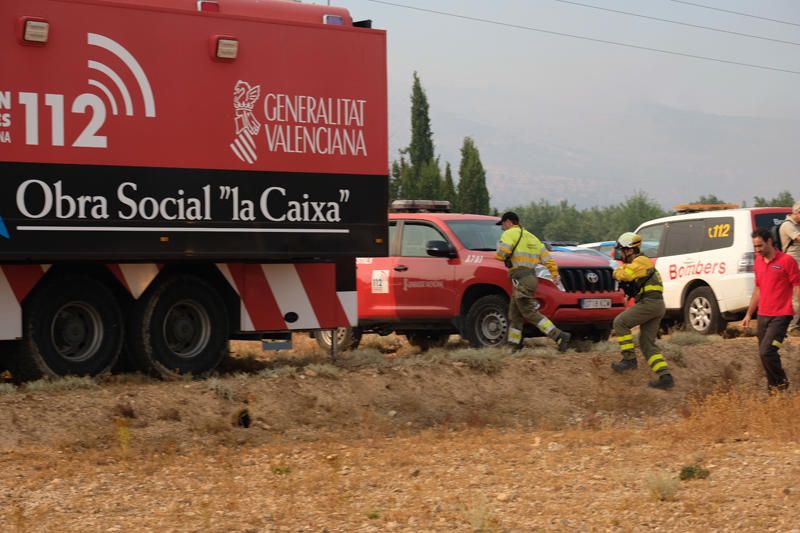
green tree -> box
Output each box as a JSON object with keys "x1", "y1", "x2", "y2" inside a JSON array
[
  {"x1": 407, "y1": 72, "x2": 435, "y2": 174},
  {"x1": 442, "y1": 162, "x2": 457, "y2": 209},
  {"x1": 692, "y1": 194, "x2": 727, "y2": 205},
  {"x1": 456, "y1": 137, "x2": 490, "y2": 214},
  {"x1": 753, "y1": 190, "x2": 794, "y2": 207},
  {"x1": 509, "y1": 191, "x2": 666, "y2": 243},
  {"x1": 417, "y1": 158, "x2": 443, "y2": 200},
  {"x1": 393, "y1": 72, "x2": 442, "y2": 200}
]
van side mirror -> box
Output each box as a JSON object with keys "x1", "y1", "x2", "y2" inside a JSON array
[{"x1": 426, "y1": 240, "x2": 457, "y2": 258}]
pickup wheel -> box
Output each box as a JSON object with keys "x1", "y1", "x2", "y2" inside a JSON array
[
  {"x1": 406, "y1": 332, "x2": 450, "y2": 351},
  {"x1": 313, "y1": 327, "x2": 362, "y2": 352},
  {"x1": 683, "y1": 286, "x2": 725, "y2": 335},
  {"x1": 129, "y1": 276, "x2": 228, "y2": 379},
  {"x1": 14, "y1": 276, "x2": 123, "y2": 381},
  {"x1": 464, "y1": 294, "x2": 509, "y2": 348}
]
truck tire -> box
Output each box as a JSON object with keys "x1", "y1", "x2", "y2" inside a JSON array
[
  {"x1": 406, "y1": 332, "x2": 450, "y2": 351},
  {"x1": 13, "y1": 276, "x2": 123, "y2": 381},
  {"x1": 129, "y1": 276, "x2": 228, "y2": 379},
  {"x1": 313, "y1": 327, "x2": 362, "y2": 352},
  {"x1": 683, "y1": 286, "x2": 725, "y2": 335},
  {"x1": 463, "y1": 294, "x2": 509, "y2": 348}
]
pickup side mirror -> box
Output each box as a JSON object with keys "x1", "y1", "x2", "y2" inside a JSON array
[{"x1": 426, "y1": 240, "x2": 457, "y2": 259}]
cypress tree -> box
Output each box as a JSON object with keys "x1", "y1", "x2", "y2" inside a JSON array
[
  {"x1": 407, "y1": 72, "x2": 435, "y2": 176},
  {"x1": 457, "y1": 137, "x2": 490, "y2": 214},
  {"x1": 443, "y1": 162, "x2": 457, "y2": 210}
]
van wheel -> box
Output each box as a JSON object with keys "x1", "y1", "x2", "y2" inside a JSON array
[
  {"x1": 313, "y1": 327, "x2": 362, "y2": 352},
  {"x1": 464, "y1": 294, "x2": 509, "y2": 348},
  {"x1": 406, "y1": 332, "x2": 450, "y2": 350},
  {"x1": 683, "y1": 287, "x2": 725, "y2": 335},
  {"x1": 129, "y1": 276, "x2": 228, "y2": 379},
  {"x1": 15, "y1": 276, "x2": 123, "y2": 381}
]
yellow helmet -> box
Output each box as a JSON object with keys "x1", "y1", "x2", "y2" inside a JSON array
[{"x1": 616, "y1": 232, "x2": 642, "y2": 249}]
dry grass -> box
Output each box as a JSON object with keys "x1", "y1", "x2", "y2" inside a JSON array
[
  {"x1": 24, "y1": 376, "x2": 98, "y2": 392},
  {"x1": 206, "y1": 378, "x2": 238, "y2": 401},
  {"x1": 0, "y1": 382, "x2": 16, "y2": 395},
  {"x1": 644, "y1": 471, "x2": 680, "y2": 501},
  {"x1": 306, "y1": 363, "x2": 341, "y2": 379},
  {"x1": 676, "y1": 388, "x2": 800, "y2": 442},
  {"x1": 447, "y1": 348, "x2": 505, "y2": 375},
  {"x1": 667, "y1": 331, "x2": 723, "y2": 346}
]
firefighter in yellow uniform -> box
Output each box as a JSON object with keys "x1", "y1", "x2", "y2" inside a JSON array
[
  {"x1": 611, "y1": 232, "x2": 674, "y2": 389},
  {"x1": 495, "y1": 212, "x2": 571, "y2": 352}
]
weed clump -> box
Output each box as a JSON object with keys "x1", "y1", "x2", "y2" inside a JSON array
[
  {"x1": 206, "y1": 378, "x2": 237, "y2": 401},
  {"x1": 644, "y1": 472, "x2": 679, "y2": 501},
  {"x1": 0, "y1": 383, "x2": 16, "y2": 395},
  {"x1": 668, "y1": 331, "x2": 723, "y2": 346},
  {"x1": 336, "y1": 348, "x2": 389, "y2": 370},
  {"x1": 679, "y1": 464, "x2": 710, "y2": 481},
  {"x1": 306, "y1": 363, "x2": 341, "y2": 379},
  {"x1": 448, "y1": 349, "x2": 504, "y2": 375},
  {"x1": 257, "y1": 366, "x2": 297, "y2": 379},
  {"x1": 24, "y1": 376, "x2": 98, "y2": 392}
]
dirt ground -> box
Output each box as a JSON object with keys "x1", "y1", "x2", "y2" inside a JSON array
[{"x1": 1, "y1": 333, "x2": 800, "y2": 532}]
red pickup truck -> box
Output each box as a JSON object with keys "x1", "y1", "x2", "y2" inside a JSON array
[{"x1": 315, "y1": 204, "x2": 626, "y2": 350}]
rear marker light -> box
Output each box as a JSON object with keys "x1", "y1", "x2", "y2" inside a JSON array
[
  {"x1": 216, "y1": 38, "x2": 239, "y2": 60},
  {"x1": 23, "y1": 19, "x2": 49, "y2": 43},
  {"x1": 323, "y1": 14, "x2": 345, "y2": 25},
  {"x1": 197, "y1": 0, "x2": 220, "y2": 12}
]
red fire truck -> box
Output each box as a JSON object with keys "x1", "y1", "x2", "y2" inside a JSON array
[{"x1": 0, "y1": 0, "x2": 388, "y2": 379}]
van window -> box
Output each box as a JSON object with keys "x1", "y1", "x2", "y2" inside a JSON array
[
  {"x1": 637, "y1": 224, "x2": 664, "y2": 257},
  {"x1": 663, "y1": 220, "x2": 705, "y2": 256},
  {"x1": 702, "y1": 216, "x2": 734, "y2": 251}
]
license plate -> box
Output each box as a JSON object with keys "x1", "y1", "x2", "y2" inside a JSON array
[{"x1": 580, "y1": 298, "x2": 612, "y2": 309}]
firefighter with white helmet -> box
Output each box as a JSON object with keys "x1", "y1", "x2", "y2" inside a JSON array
[{"x1": 611, "y1": 232, "x2": 675, "y2": 389}]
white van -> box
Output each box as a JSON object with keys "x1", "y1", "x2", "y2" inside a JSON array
[{"x1": 635, "y1": 207, "x2": 791, "y2": 334}]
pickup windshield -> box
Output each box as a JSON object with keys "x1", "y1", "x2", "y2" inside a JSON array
[{"x1": 446, "y1": 220, "x2": 502, "y2": 251}]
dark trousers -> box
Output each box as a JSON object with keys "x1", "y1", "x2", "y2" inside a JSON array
[{"x1": 756, "y1": 315, "x2": 791, "y2": 390}]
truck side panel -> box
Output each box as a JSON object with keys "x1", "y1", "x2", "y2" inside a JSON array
[{"x1": 0, "y1": 0, "x2": 388, "y2": 260}]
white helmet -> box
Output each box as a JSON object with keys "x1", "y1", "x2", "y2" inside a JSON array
[{"x1": 616, "y1": 232, "x2": 642, "y2": 249}]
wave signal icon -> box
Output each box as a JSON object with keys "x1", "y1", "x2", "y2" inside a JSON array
[{"x1": 86, "y1": 33, "x2": 156, "y2": 118}]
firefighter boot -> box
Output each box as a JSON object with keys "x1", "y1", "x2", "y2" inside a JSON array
[
  {"x1": 611, "y1": 357, "x2": 637, "y2": 372},
  {"x1": 556, "y1": 331, "x2": 572, "y2": 353},
  {"x1": 506, "y1": 341, "x2": 524, "y2": 353},
  {"x1": 649, "y1": 373, "x2": 675, "y2": 390}
]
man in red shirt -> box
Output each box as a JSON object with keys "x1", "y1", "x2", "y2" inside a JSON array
[{"x1": 742, "y1": 227, "x2": 800, "y2": 391}]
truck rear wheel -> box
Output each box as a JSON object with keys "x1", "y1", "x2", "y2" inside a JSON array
[
  {"x1": 129, "y1": 276, "x2": 228, "y2": 379},
  {"x1": 463, "y1": 294, "x2": 509, "y2": 348},
  {"x1": 683, "y1": 286, "x2": 725, "y2": 335},
  {"x1": 15, "y1": 276, "x2": 123, "y2": 381},
  {"x1": 313, "y1": 327, "x2": 362, "y2": 352}
]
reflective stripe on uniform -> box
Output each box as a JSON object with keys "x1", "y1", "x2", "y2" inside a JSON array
[
  {"x1": 536, "y1": 318, "x2": 556, "y2": 335},
  {"x1": 772, "y1": 339, "x2": 782, "y2": 348},
  {"x1": 508, "y1": 328, "x2": 522, "y2": 343},
  {"x1": 648, "y1": 353, "x2": 668, "y2": 372},
  {"x1": 643, "y1": 285, "x2": 663, "y2": 292},
  {"x1": 618, "y1": 334, "x2": 634, "y2": 351}
]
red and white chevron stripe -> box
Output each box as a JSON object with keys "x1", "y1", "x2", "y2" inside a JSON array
[{"x1": 0, "y1": 263, "x2": 356, "y2": 340}]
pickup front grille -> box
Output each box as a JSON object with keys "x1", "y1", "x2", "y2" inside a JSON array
[{"x1": 559, "y1": 267, "x2": 616, "y2": 293}]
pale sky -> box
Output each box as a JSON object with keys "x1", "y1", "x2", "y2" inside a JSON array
[{"x1": 343, "y1": 0, "x2": 800, "y2": 210}]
